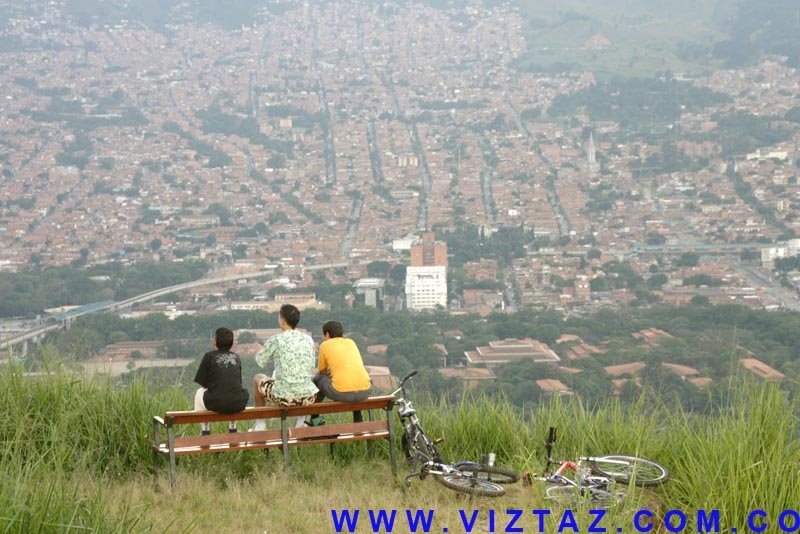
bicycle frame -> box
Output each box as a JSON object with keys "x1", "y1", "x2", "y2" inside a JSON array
[
  {"x1": 532, "y1": 427, "x2": 624, "y2": 504},
  {"x1": 391, "y1": 371, "x2": 444, "y2": 482}
]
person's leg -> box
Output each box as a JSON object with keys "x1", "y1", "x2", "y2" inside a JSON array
[
  {"x1": 312, "y1": 373, "x2": 327, "y2": 404},
  {"x1": 253, "y1": 374, "x2": 268, "y2": 407},
  {"x1": 194, "y1": 388, "x2": 210, "y2": 434},
  {"x1": 313, "y1": 382, "x2": 371, "y2": 424},
  {"x1": 250, "y1": 374, "x2": 270, "y2": 431},
  {"x1": 306, "y1": 373, "x2": 334, "y2": 425},
  {"x1": 336, "y1": 389, "x2": 371, "y2": 423},
  {"x1": 324, "y1": 388, "x2": 371, "y2": 422}
]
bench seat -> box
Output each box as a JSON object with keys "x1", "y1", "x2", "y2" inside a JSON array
[{"x1": 152, "y1": 396, "x2": 397, "y2": 486}]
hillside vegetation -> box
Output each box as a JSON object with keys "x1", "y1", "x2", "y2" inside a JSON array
[{"x1": 1, "y1": 362, "x2": 798, "y2": 532}]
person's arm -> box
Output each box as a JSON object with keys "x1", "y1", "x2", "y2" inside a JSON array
[
  {"x1": 194, "y1": 353, "x2": 209, "y2": 388},
  {"x1": 255, "y1": 335, "x2": 278, "y2": 368},
  {"x1": 317, "y1": 340, "x2": 329, "y2": 375}
]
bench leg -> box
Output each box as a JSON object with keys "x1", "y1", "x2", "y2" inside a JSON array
[
  {"x1": 152, "y1": 419, "x2": 161, "y2": 480},
  {"x1": 280, "y1": 413, "x2": 290, "y2": 471},
  {"x1": 366, "y1": 409, "x2": 374, "y2": 458},
  {"x1": 387, "y1": 407, "x2": 397, "y2": 476},
  {"x1": 167, "y1": 426, "x2": 177, "y2": 488}
]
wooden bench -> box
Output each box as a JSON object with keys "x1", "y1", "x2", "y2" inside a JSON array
[{"x1": 152, "y1": 395, "x2": 397, "y2": 487}]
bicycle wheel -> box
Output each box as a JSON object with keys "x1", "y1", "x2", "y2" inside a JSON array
[
  {"x1": 436, "y1": 473, "x2": 505, "y2": 497},
  {"x1": 454, "y1": 463, "x2": 519, "y2": 484},
  {"x1": 591, "y1": 455, "x2": 669, "y2": 487},
  {"x1": 544, "y1": 485, "x2": 580, "y2": 506},
  {"x1": 545, "y1": 485, "x2": 627, "y2": 508}
]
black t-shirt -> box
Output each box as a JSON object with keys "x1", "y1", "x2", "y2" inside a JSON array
[{"x1": 194, "y1": 350, "x2": 249, "y2": 414}]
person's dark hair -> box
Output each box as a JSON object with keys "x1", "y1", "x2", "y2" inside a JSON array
[
  {"x1": 215, "y1": 327, "x2": 234, "y2": 352},
  {"x1": 322, "y1": 321, "x2": 344, "y2": 338},
  {"x1": 280, "y1": 304, "x2": 301, "y2": 329}
]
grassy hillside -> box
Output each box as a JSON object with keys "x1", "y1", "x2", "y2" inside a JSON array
[
  {"x1": 513, "y1": 0, "x2": 733, "y2": 77},
  {"x1": 1, "y1": 361, "x2": 798, "y2": 532}
]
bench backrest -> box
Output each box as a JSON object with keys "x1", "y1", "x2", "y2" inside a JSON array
[{"x1": 162, "y1": 395, "x2": 396, "y2": 426}]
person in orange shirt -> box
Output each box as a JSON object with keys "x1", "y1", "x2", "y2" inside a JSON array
[{"x1": 307, "y1": 320, "x2": 372, "y2": 425}]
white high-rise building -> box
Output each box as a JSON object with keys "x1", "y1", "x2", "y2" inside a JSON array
[
  {"x1": 405, "y1": 266, "x2": 447, "y2": 311},
  {"x1": 405, "y1": 232, "x2": 448, "y2": 311}
]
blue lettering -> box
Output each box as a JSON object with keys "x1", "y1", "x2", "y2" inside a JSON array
[
  {"x1": 559, "y1": 509, "x2": 580, "y2": 533},
  {"x1": 532, "y1": 510, "x2": 551, "y2": 533},
  {"x1": 459, "y1": 510, "x2": 479, "y2": 532},
  {"x1": 588, "y1": 510, "x2": 607, "y2": 533},
  {"x1": 368, "y1": 509, "x2": 397, "y2": 531},
  {"x1": 505, "y1": 510, "x2": 523, "y2": 533},
  {"x1": 779, "y1": 510, "x2": 800, "y2": 533},
  {"x1": 331, "y1": 510, "x2": 359, "y2": 533},
  {"x1": 634, "y1": 510, "x2": 653, "y2": 533},
  {"x1": 664, "y1": 510, "x2": 686, "y2": 533},
  {"x1": 748, "y1": 510, "x2": 767, "y2": 533},
  {"x1": 698, "y1": 510, "x2": 721, "y2": 533},
  {"x1": 489, "y1": 509, "x2": 495, "y2": 532},
  {"x1": 406, "y1": 510, "x2": 434, "y2": 533}
]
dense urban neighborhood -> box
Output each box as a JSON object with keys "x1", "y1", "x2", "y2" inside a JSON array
[{"x1": 1, "y1": 1, "x2": 800, "y2": 404}]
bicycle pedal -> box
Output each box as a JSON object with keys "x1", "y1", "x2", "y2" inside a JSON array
[{"x1": 433, "y1": 437, "x2": 444, "y2": 444}]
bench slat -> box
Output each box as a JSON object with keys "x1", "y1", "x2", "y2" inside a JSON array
[
  {"x1": 153, "y1": 421, "x2": 389, "y2": 454},
  {"x1": 156, "y1": 431, "x2": 392, "y2": 456},
  {"x1": 162, "y1": 396, "x2": 395, "y2": 426},
  {"x1": 152, "y1": 395, "x2": 398, "y2": 483},
  {"x1": 289, "y1": 420, "x2": 387, "y2": 439}
]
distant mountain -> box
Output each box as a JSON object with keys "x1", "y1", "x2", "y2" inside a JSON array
[{"x1": 714, "y1": 0, "x2": 800, "y2": 68}]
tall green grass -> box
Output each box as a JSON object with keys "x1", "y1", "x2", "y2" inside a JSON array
[
  {"x1": 1, "y1": 362, "x2": 798, "y2": 532},
  {"x1": 0, "y1": 362, "x2": 185, "y2": 532}
]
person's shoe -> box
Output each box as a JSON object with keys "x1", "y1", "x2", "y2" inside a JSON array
[
  {"x1": 305, "y1": 416, "x2": 325, "y2": 427},
  {"x1": 200, "y1": 430, "x2": 210, "y2": 436},
  {"x1": 228, "y1": 427, "x2": 238, "y2": 433}
]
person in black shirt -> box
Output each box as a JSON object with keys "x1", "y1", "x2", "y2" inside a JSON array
[{"x1": 194, "y1": 327, "x2": 249, "y2": 435}]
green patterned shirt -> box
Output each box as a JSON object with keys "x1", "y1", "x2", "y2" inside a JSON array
[{"x1": 255, "y1": 329, "x2": 318, "y2": 399}]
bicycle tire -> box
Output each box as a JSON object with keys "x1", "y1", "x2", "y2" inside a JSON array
[
  {"x1": 436, "y1": 473, "x2": 505, "y2": 497},
  {"x1": 545, "y1": 484, "x2": 628, "y2": 508},
  {"x1": 453, "y1": 463, "x2": 520, "y2": 484},
  {"x1": 591, "y1": 455, "x2": 669, "y2": 487},
  {"x1": 544, "y1": 485, "x2": 580, "y2": 506}
]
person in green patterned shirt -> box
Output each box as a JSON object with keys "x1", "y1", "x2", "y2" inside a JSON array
[{"x1": 250, "y1": 304, "x2": 318, "y2": 431}]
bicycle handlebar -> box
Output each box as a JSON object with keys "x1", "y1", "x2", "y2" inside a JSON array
[
  {"x1": 401, "y1": 370, "x2": 418, "y2": 384},
  {"x1": 391, "y1": 370, "x2": 419, "y2": 397}
]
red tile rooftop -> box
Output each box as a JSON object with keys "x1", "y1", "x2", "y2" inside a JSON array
[
  {"x1": 661, "y1": 362, "x2": 699, "y2": 377},
  {"x1": 687, "y1": 377, "x2": 714, "y2": 388},
  {"x1": 536, "y1": 379, "x2": 572, "y2": 394},
  {"x1": 465, "y1": 338, "x2": 560, "y2": 365},
  {"x1": 740, "y1": 358, "x2": 785, "y2": 381},
  {"x1": 438, "y1": 367, "x2": 496, "y2": 379},
  {"x1": 604, "y1": 362, "x2": 647, "y2": 376}
]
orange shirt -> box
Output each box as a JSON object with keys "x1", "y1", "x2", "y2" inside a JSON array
[{"x1": 318, "y1": 337, "x2": 371, "y2": 392}]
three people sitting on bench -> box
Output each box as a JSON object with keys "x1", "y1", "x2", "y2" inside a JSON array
[{"x1": 194, "y1": 304, "x2": 372, "y2": 433}]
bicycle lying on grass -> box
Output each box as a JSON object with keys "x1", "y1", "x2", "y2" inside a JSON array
[
  {"x1": 523, "y1": 427, "x2": 669, "y2": 507},
  {"x1": 392, "y1": 370, "x2": 519, "y2": 497}
]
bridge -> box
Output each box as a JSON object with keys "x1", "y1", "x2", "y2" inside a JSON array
[
  {"x1": 0, "y1": 268, "x2": 277, "y2": 359},
  {"x1": 632, "y1": 242, "x2": 764, "y2": 256}
]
